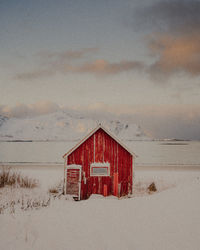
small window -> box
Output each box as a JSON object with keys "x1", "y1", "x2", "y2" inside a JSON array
[
  {"x1": 92, "y1": 167, "x2": 108, "y2": 175},
  {"x1": 90, "y1": 162, "x2": 110, "y2": 176}
]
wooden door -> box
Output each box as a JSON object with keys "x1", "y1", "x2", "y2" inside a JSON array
[{"x1": 66, "y1": 166, "x2": 81, "y2": 200}]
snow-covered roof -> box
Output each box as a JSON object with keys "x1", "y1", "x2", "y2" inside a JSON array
[{"x1": 63, "y1": 124, "x2": 136, "y2": 158}]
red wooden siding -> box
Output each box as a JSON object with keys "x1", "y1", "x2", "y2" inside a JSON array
[{"x1": 66, "y1": 128, "x2": 133, "y2": 199}]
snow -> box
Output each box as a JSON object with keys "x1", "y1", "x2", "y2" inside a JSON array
[
  {"x1": 0, "y1": 167, "x2": 200, "y2": 250},
  {"x1": 0, "y1": 111, "x2": 148, "y2": 141},
  {"x1": 91, "y1": 162, "x2": 110, "y2": 167},
  {"x1": 66, "y1": 164, "x2": 82, "y2": 169}
]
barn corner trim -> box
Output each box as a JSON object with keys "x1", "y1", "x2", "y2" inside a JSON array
[{"x1": 63, "y1": 124, "x2": 137, "y2": 159}]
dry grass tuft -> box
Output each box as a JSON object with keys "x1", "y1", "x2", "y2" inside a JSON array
[
  {"x1": 49, "y1": 187, "x2": 59, "y2": 194},
  {"x1": 49, "y1": 180, "x2": 63, "y2": 194},
  {"x1": 147, "y1": 182, "x2": 157, "y2": 193},
  {"x1": 0, "y1": 168, "x2": 38, "y2": 189}
]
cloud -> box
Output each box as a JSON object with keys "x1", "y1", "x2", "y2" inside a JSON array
[
  {"x1": 15, "y1": 48, "x2": 99, "y2": 80},
  {"x1": 131, "y1": 0, "x2": 200, "y2": 79},
  {"x1": 13, "y1": 1, "x2": 200, "y2": 81},
  {"x1": 71, "y1": 59, "x2": 144, "y2": 75},
  {"x1": 37, "y1": 48, "x2": 99, "y2": 63},
  {"x1": 148, "y1": 33, "x2": 200, "y2": 78},
  {"x1": 16, "y1": 69, "x2": 54, "y2": 80},
  {"x1": 0, "y1": 101, "x2": 60, "y2": 118},
  {"x1": 134, "y1": 0, "x2": 200, "y2": 35},
  {"x1": 15, "y1": 56, "x2": 145, "y2": 80}
]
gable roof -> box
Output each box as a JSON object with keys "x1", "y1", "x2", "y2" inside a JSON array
[{"x1": 63, "y1": 124, "x2": 136, "y2": 158}]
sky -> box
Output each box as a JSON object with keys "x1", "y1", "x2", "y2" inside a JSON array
[{"x1": 0, "y1": 0, "x2": 200, "y2": 139}]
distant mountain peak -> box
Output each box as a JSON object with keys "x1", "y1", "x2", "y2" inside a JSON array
[
  {"x1": 0, "y1": 111, "x2": 149, "y2": 141},
  {"x1": 0, "y1": 115, "x2": 8, "y2": 127}
]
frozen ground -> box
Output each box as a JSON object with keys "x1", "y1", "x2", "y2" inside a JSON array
[{"x1": 0, "y1": 166, "x2": 200, "y2": 250}]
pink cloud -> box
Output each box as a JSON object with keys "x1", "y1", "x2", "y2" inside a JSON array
[{"x1": 148, "y1": 33, "x2": 200, "y2": 78}]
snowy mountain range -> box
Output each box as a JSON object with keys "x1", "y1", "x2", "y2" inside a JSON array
[{"x1": 0, "y1": 111, "x2": 149, "y2": 141}]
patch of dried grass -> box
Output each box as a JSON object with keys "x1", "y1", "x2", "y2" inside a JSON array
[
  {"x1": 0, "y1": 167, "x2": 38, "y2": 189},
  {"x1": 49, "y1": 180, "x2": 63, "y2": 196},
  {"x1": 49, "y1": 187, "x2": 59, "y2": 194}
]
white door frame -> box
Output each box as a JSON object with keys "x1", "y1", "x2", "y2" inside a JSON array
[{"x1": 65, "y1": 164, "x2": 82, "y2": 201}]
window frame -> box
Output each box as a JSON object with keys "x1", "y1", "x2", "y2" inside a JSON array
[{"x1": 90, "y1": 162, "x2": 110, "y2": 177}]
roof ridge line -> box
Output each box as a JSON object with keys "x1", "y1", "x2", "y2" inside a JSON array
[{"x1": 63, "y1": 124, "x2": 136, "y2": 158}]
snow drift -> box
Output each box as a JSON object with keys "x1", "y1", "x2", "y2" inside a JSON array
[{"x1": 0, "y1": 168, "x2": 200, "y2": 250}]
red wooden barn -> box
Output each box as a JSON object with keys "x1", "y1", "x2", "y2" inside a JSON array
[{"x1": 63, "y1": 124, "x2": 135, "y2": 200}]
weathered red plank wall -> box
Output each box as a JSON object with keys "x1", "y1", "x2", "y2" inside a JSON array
[{"x1": 67, "y1": 128, "x2": 133, "y2": 199}]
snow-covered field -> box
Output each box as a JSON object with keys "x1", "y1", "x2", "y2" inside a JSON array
[{"x1": 0, "y1": 166, "x2": 200, "y2": 250}]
